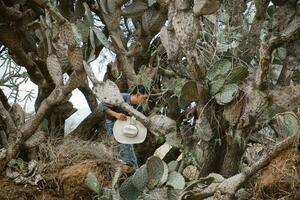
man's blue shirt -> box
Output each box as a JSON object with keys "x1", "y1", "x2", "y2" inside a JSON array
[{"x1": 101, "y1": 93, "x2": 130, "y2": 123}]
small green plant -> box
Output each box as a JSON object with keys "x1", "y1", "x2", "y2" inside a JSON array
[{"x1": 85, "y1": 172, "x2": 110, "y2": 200}]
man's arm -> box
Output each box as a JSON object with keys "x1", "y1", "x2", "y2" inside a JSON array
[
  {"x1": 102, "y1": 93, "x2": 130, "y2": 121},
  {"x1": 105, "y1": 108, "x2": 127, "y2": 121}
]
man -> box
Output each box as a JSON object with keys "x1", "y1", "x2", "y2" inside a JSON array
[{"x1": 102, "y1": 85, "x2": 148, "y2": 171}]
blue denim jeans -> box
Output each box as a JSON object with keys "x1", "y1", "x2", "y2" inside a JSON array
[{"x1": 105, "y1": 121, "x2": 139, "y2": 169}]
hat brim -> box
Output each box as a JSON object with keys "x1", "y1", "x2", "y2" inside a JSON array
[{"x1": 113, "y1": 119, "x2": 147, "y2": 144}]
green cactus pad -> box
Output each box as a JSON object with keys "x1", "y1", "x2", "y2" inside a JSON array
[
  {"x1": 207, "y1": 59, "x2": 231, "y2": 81},
  {"x1": 132, "y1": 165, "x2": 148, "y2": 191},
  {"x1": 85, "y1": 172, "x2": 102, "y2": 195},
  {"x1": 271, "y1": 112, "x2": 299, "y2": 138},
  {"x1": 209, "y1": 77, "x2": 225, "y2": 95},
  {"x1": 178, "y1": 81, "x2": 199, "y2": 108},
  {"x1": 226, "y1": 65, "x2": 249, "y2": 84},
  {"x1": 166, "y1": 171, "x2": 185, "y2": 189},
  {"x1": 167, "y1": 161, "x2": 178, "y2": 172},
  {"x1": 120, "y1": 176, "x2": 142, "y2": 200},
  {"x1": 146, "y1": 156, "x2": 169, "y2": 189},
  {"x1": 215, "y1": 84, "x2": 239, "y2": 105}
]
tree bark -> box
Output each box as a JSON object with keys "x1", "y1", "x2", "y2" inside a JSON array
[
  {"x1": 183, "y1": 132, "x2": 300, "y2": 200},
  {"x1": 220, "y1": 129, "x2": 247, "y2": 177},
  {"x1": 68, "y1": 108, "x2": 105, "y2": 140}
]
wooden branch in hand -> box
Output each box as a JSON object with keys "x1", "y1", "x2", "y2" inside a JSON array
[
  {"x1": 120, "y1": 102, "x2": 150, "y2": 126},
  {"x1": 84, "y1": 62, "x2": 176, "y2": 136}
]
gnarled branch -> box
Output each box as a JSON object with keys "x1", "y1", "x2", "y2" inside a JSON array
[{"x1": 256, "y1": 14, "x2": 300, "y2": 87}]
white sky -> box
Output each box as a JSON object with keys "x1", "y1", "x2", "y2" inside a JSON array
[{"x1": 1, "y1": 48, "x2": 115, "y2": 133}]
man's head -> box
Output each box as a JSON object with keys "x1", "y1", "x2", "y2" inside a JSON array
[{"x1": 130, "y1": 85, "x2": 148, "y2": 105}]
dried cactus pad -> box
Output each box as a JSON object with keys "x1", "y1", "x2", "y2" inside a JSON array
[{"x1": 47, "y1": 54, "x2": 63, "y2": 86}]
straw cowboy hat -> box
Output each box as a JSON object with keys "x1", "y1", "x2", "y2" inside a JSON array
[{"x1": 113, "y1": 116, "x2": 147, "y2": 144}]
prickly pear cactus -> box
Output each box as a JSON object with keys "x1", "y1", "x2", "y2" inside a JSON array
[
  {"x1": 178, "y1": 81, "x2": 199, "y2": 108},
  {"x1": 85, "y1": 172, "x2": 103, "y2": 195},
  {"x1": 175, "y1": 0, "x2": 192, "y2": 10},
  {"x1": 226, "y1": 65, "x2": 249, "y2": 84},
  {"x1": 166, "y1": 171, "x2": 185, "y2": 190},
  {"x1": 193, "y1": 0, "x2": 221, "y2": 16},
  {"x1": 59, "y1": 22, "x2": 77, "y2": 47},
  {"x1": 160, "y1": 26, "x2": 180, "y2": 61},
  {"x1": 146, "y1": 156, "x2": 169, "y2": 189},
  {"x1": 68, "y1": 47, "x2": 84, "y2": 71},
  {"x1": 271, "y1": 112, "x2": 299, "y2": 138},
  {"x1": 172, "y1": 10, "x2": 199, "y2": 51},
  {"x1": 46, "y1": 54, "x2": 63, "y2": 86},
  {"x1": 207, "y1": 60, "x2": 232, "y2": 81},
  {"x1": 132, "y1": 165, "x2": 148, "y2": 191},
  {"x1": 120, "y1": 176, "x2": 142, "y2": 200},
  {"x1": 215, "y1": 84, "x2": 239, "y2": 105}
]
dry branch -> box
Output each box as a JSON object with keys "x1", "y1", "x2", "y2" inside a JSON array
[
  {"x1": 256, "y1": 14, "x2": 300, "y2": 87},
  {"x1": 182, "y1": 132, "x2": 300, "y2": 200},
  {"x1": 0, "y1": 70, "x2": 85, "y2": 172},
  {"x1": 0, "y1": 101, "x2": 17, "y2": 136}
]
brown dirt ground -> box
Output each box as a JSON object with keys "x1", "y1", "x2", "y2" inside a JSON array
[
  {"x1": 255, "y1": 148, "x2": 300, "y2": 199},
  {"x1": 0, "y1": 160, "x2": 115, "y2": 200}
]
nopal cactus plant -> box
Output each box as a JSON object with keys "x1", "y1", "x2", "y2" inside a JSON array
[
  {"x1": 85, "y1": 172, "x2": 110, "y2": 199},
  {"x1": 119, "y1": 156, "x2": 187, "y2": 200}
]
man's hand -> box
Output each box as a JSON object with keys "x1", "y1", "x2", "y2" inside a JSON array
[
  {"x1": 105, "y1": 109, "x2": 128, "y2": 121},
  {"x1": 115, "y1": 113, "x2": 127, "y2": 121}
]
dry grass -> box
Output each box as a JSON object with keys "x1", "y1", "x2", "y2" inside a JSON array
[
  {"x1": 254, "y1": 148, "x2": 300, "y2": 199},
  {"x1": 0, "y1": 136, "x2": 120, "y2": 200},
  {"x1": 37, "y1": 136, "x2": 119, "y2": 172}
]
